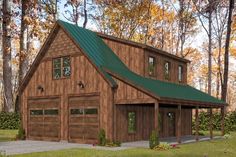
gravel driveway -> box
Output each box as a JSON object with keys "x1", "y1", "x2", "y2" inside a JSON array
[{"x1": 0, "y1": 140, "x2": 128, "y2": 155}]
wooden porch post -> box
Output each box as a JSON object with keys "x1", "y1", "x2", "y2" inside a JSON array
[
  {"x1": 221, "y1": 106, "x2": 225, "y2": 136},
  {"x1": 154, "y1": 100, "x2": 159, "y2": 134},
  {"x1": 177, "y1": 105, "x2": 182, "y2": 143},
  {"x1": 195, "y1": 106, "x2": 199, "y2": 141},
  {"x1": 209, "y1": 108, "x2": 213, "y2": 139}
]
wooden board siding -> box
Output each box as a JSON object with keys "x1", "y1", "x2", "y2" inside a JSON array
[
  {"x1": 114, "y1": 78, "x2": 155, "y2": 104},
  {"x1": 102, "y1": 39, "x2": 145, "y2": 76},
  {"x1": 144, "y1": 50, "x2": 188, "y2": 84},
  {"x1": 21, "y1": 28, "x2": 114, "y2": 142},
  {"x1": 115, "y1": 105, "x2": 192, "y2": 142},
  {"x1": 102, "y1": 38, "x2": 187, "y2": 84},
  {"x1": 115, "y1": 104, "x2": 154, "y2": 142}
]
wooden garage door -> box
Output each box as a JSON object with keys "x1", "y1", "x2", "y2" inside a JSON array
[
  {"x1": 68, "y1": 95, "x2": 99, "y2": 143},
  {"x1": 28, "y1": 98, "x2": 60, "y2": 141}
]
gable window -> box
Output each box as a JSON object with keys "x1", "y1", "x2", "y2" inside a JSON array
[
  {"x1": 148, "y1": 56, "x2": 156, "y2": 76},
  {"x1": 178, "y1": 65, "x2": 183, "y2": 82},
  {"x1": 128, "y1": 111, "x2": 136, "y2": 133},
  {"x1": 53, "y1": 56, "x2": 71, "y2": 79},
  {"x1": 164, "y1": 61, "x2": 171, "y2": 80}
]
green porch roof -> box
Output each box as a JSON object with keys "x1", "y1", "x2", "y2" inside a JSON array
[{"x1": 58, "y1": 20, "x2": 226, "y2": 105}]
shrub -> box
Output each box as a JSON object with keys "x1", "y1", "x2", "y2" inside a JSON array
[
  {"x1": 192, "y1": 111, "x2": 236, "y2": 133},
  {"x1": 105, "y1": 141, "x2": 121, "y2": 147},
  {"x1": 16, "y1": 124, "x2": 25, "y2": 140},
  {"x1": 98, "y1": 129, "x2": 106, "y2": 146},
  {"x1": 153, "y1": 142, "x2": 172, "y2": 151},
  {"x1": 149, "y1": 130, "x2": 159, "y2": 149},
  {"x1": 0, "y1": 112, "x2": 20, "y2": 129}
]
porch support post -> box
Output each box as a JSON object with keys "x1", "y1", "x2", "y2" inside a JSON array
[
  {"x1": 195, "y1": 106, "x2": 199, "y2": 141},
  {"x1": 221, "y1": 106, "x2": 225, "y2": 136},
  {"x1": 209, "y1": 107, "x2": 213, "y2": 139},
  {"x1": 154, "y1": 100, "x2": 159, "y2": 134},
  {"x1": 177, "y1": 105, "x2": 182, "y2": 144}
]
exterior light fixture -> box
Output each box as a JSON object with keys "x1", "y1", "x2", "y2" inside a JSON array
[
  {"x1": 37, "y1": 85, "x2": 44, "y2": 93},
  {"x1": 78, "y1": 81, "x2": 85, "y2": 89}
]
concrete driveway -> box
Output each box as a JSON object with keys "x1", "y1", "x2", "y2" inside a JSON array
[{"x1": 0, "y1": 140, "x2": 127, "y2": 156}]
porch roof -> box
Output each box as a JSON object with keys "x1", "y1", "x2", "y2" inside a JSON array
[{"x1": 58, "y1": 20, "x2": 226, "y2": 106}]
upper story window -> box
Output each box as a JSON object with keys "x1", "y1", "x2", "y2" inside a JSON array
[
  {"x1": 164, "y1": 61, "x2": 170, "y2": 80},
  {"x1": 53, "y1": 56, "x2": 71, "y2": 79},
  {"x1": 178, "y1": 65, "x2": 183, "y2": 82},
  {"x1": 148, "y1": 56, "x2": 156, "y2": 76}
]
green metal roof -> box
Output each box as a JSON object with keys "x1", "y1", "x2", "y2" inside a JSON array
[{"x1": 58, "y1": 20, "x2": 226, "y2": 105}]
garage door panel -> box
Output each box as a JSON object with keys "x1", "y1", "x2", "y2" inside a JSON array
[
  {"x1": 29, "y1": 124, "x2": 44, "y2": 137},
  {"x1": 29, "y1": 117, "x2": 43, "y2": 122},
  {"x1": 45, "y1": 103, "x2": 59, "y2": 108},
  {"x1": 28, "y1": 98, "x2": 60, "y2": 141},
  {"x1": 28, "y1": 103, "x2": 43, "y2": 109},
  {"x1": 68, "y1": 95, "x2": 99, "y2": 143},
  {"x1": 84, "y1": 126, "x2": 99, "y2": 139},
  {"x1": 44, "y1": 117, "x2": 60, "y2": 123},
  {"x1": 69, "y1": 117, "x2": 83, "y2": 123},
  {"x1": 69, "y1": 126, "x2": 84, "y2": 138},
  {"x1": 44, "y1": 126, "x2": 60, "y2": 137},
  {"x1": 84, "y1": 117, "x2": 98, "y2": 123}
]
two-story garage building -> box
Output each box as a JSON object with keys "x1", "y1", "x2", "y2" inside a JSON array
[{"x1": 19, "y1": 20, "x2": 226, "y2": 144}]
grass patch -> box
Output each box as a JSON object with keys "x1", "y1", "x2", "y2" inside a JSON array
[
  {"x1": 11, "y1": 132, "x2": 236, "y2": 157},
  {"x1": 0, "y1": 130, "x2": 17, "y2": 142}
]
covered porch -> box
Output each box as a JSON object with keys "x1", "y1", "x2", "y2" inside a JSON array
[
  {"x1": 154, "y1": 99, "x2": 226, "y2": 144},
  {"x1": 114, "y1": 100, "x2": 226, "y2": 144}
]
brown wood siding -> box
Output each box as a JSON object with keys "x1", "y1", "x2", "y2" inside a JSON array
[
  {"x1": 21, "y1": 28, "x2": 113, "y2": 142},
  {"x1": 144, "y1": 50, "x2": 188, "y2": 84},
  {"x1": 103, "y1": 39, "x2": 145, "y2": 76},
  {"x1": 115, "y1": 105, "x2": 192, "y2": 142},
  {"x1": 102, "y1": 38, "x2": 187, "y2": 84},
  {"x1": 115, "y1": 104, "x2": 154, "y2": 142},
  {"x1": 114, "y1": 78, "x2": 155, "y2": 104}
]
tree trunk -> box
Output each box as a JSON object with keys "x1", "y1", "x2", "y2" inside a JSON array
[
  {"x1": 16, "y1": 0, "x2": 28, "y2": 112},
  {"x1": 208, "y1": 11, "x2": 212, "y2": 96},
  {"x1": 83, "y1": 0, "x2": 87, "y2": 28},
  {"x1": 2, "y1": 0, "x2": 14, "y2": 112},
  {"x1": 222, "y1": 0, "x2": 234, "y2": 101},
  {"x1": 216, "y1": 37, "x2": 222, "y2": 99}
]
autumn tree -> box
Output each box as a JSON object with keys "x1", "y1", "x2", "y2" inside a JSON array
[
  {"x1": 175, "y1": 0, "x2": 197, "y2": 57},
  {"x1": 193, "y1": 0, "x2": 219, "y2": 96},
  {"x1": 222, "y1": 0, "x2": 235, "y2": 101},
  {"x1": 211, "y1": 2, "x2": 228, "y2": 98},
  {"x1": 2, "y1": 0, "x2": 14, "y2": 112},
  {"x1": 64, "y1": 0, "x2": 88, "y2": 28}
]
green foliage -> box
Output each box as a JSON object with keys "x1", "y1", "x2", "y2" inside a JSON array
[
  {"x1": 0, "y1": 112, "x2": 20, "y2": 129},
  {"x1": 97, "y1": 129, "x2": 121, "y2": 147},
  {"x1": 153, "y1": 142, "x2": 172, "y2": 151},
  {"x1": 98, "y1": 129, "x2": 106, "y2": 146},
  {"x1": 192, "y1": 111, "x2": 236, "y2": 133},
  {"x1": 16, "y1": 124, "x2": 25, "y2": 140},
  {"x1": 149, "y1": 130, "x2": 159, "y2": 149},
  {"x1": 105, "y1": 141, "x2": 121, "y2": 147}
]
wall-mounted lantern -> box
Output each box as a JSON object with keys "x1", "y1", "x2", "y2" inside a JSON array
[
  {"x1": 37, "y1": 85, "x2": 44, "y2": 93},
  {"x1": 78, "y1": 81, "x2": 85, "y2": 89}
]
